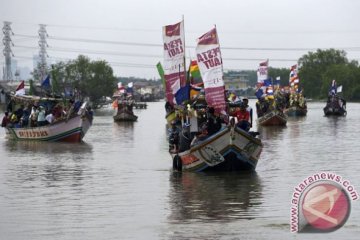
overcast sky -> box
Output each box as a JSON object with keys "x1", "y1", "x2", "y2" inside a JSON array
[{"x1": 1, "y1": 0, "x2": 359, "y2": 79}]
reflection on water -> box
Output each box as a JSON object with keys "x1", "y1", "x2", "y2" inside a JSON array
[
  {"x1": 2, "y1": 140, "x2": 94, "y2": 189},
  {"x1": 168, "y1": 172, "x2": 262, "y2": 222},
  {"x1": 4, "y1": 139, "x2": 93, "y2": 154},
  {"x1": 257, "y1": 125, "x2": 286, "y2": 141}
]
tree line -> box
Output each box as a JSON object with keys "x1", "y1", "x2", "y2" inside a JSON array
[
  {"x1": 30, "y1": 49, "x2": 360, "y2": 108},
  {"x1": 230, "y1": 49, "x2": 360, "y2": 101}
]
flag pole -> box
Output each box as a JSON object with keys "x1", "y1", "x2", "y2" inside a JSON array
[
  {"x1": 182, "y1": 15, "x2": 187, "y2": 85},
  {"x1": 214, "y1": 24, "x2": 227, "y2": 109}
]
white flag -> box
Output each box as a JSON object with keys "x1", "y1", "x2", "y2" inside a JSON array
[{"x1": 337, "y1": 85, "x2": 343, "y2": 93}]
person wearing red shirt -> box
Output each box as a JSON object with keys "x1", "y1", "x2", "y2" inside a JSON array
[
  {"x1": 234, "y1": 104, "x2": 250, "y2": 131},
  {"x1": 1, "y1": 111, "x2": 10, "y2": 127}
]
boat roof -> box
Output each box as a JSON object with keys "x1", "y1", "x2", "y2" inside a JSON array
[{"x1": 11, "y1": 94, "x2": 64, "y2": 103}]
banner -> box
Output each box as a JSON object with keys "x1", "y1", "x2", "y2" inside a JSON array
[
  {"x1": 195, "y1": 27, "x2": 225, "y2": 113},
  {"x1": 162, "y1": 20, "x2": 186, "y2": 104},
  {"x1": 257, "y1": 59, "x2": 269, "y2": 83}
]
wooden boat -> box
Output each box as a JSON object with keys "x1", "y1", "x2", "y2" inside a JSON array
[
  {"x1": 323, "y1": 100, "x2": 346, "y2": 116},
  {"x1": 171, "y1": 125, "x2": 262, "y2": 172},
  {"x1": 257, "y1": 110, "x2": 287, "y2": 126},
  {"x1": 4, "y1": 93, "x2": 93, "y2": 142},
  {"x1": 284, "y1": 105, "x2": 307, "y2": 117},
  {"x1": 112, "y1": 96, "x2": 138, "y2": 122},
  {"x1": 113, "y1": 108, "x2": 138, "y2": 121},
  {"x1": 324, "y1": 81, "x2": 346, "y2": 116},
  {"x1": 5, "y1": 107, "x2": 92, "y2": 142}
]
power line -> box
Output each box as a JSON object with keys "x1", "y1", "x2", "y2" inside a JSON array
[
  {"x1": 2, "y1": 19, "x2": 359, "y2": 35},
  {"x1": 12, "y1": 33, "x2": 360, "y2": 52},
  {"x1": 12, "y1": 44, "x2": 360, "y2": 64}
]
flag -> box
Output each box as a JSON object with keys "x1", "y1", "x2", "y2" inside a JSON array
[
  {"x1": 330, "y1": 79, "x2": 337, "y2": 95},
  {"x1": 255, "y1": 88, "x2": 264, "y2": 99},
  {"x1": 156, "y1": 62, "x2": 166, "y2": 90},
  {"x1": 175, "y1": 84, "x2": 190, "y2": 105},
  {"x1": 289, "y1": 64, "x2": 299, "y2": 87},
  {"x1": 257, "y1": 59, "x2": 269, "y2": 83},
  {"x1": 118, "y1": 82, "x2": 125, "y2": 93},
  {"x1": 15, "y1": 80, "x2": 25, "y2": 96},
  {"x1": 337, "y1": 85, "x2": 343, "y2": 93},
  {"x1": 189, "y1": 60, "x2": 201, "y2": 79},
  {"x1": 275, "y1": 76, "x2": 281, "y2": 86},
  {"x1": 41, "y1": 75, "x2": 51, "y2": 88},
  {"x1": 263, "y1": 78, "x2": 272, "y2": 87},
  {"x1": 126, "y1": 82, "x2": 133, "y2": 95},
  {"x1": 196, "y1": 27, "x2": 226, "y2": 113},
  {"x1": 163, "y1": 20, "x2": 186, "y2": 104},
  {"x1": 259, "y1": 59, "x2": 269, "y2": 66},
  {"x1": 190, "y1": 83, "x2": 203, "y2": 99}
]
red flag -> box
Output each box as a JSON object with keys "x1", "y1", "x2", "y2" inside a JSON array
[
  {"x1": 259, "y1": 59, "x2": 269, "y2": 66},
  {"x1": 15, "y1": 80, "x2": 25, "y2": 95}
]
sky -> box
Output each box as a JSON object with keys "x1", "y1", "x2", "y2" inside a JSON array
[{"x1": 0, "y1": 0, "x2": 360, "y2": 80}]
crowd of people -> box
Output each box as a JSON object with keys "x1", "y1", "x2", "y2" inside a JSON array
[
  {"x1": 255, "y1": 90, "x2": 306, "y2": 118},
  {"x1": 1, "y1": 98, "x2": 91, "y2": 129},
  {"x1": 112, "y1": 94, "x2": 135, "y2": 114},
  {"x1": 167, "y1": 92, "x2": 254, "y2": 153},
  {"x1": 326, "y1": 93, "x2": 346, "y2": 110}
]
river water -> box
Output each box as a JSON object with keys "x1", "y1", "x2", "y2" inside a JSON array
[{"x1": 0, "y1": 100, "x2": 359, "y2": 240}]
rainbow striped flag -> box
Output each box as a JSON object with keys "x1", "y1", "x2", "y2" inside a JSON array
[{"x1": 190, "y1": 60, "x2": 201, "y2": 79}]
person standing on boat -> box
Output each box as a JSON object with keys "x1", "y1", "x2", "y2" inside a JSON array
[{"x1": 242, "y1": 98, "x2": 253, "y2": 128}]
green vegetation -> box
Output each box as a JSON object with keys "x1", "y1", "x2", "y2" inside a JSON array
[
  {"x1": 29, "y1": 49, "x2": 360, "y2": 105},
  {"x1": 49, "y1": 55, "x2": 117, "y2": 108},
  {"x1": 225, "y1": 49, "x2": 360, "y2": 101},
  {"x1": 298, "y1": 49, "x2": 360, "y2": 100}
]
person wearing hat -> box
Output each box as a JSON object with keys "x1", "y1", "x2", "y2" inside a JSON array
[
  {"x1": 37, "y1": 106, "x2": 47, "y2": 126},
  {"x1": 242, "y1": 98, "x2": 253, "y2": 128}
]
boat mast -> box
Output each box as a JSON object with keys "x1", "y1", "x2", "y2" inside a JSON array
[
  {"x1": 215, "y1": 24, "x2": 226, "y2": 105},
  {"x1": 182, "y1": 15, "x2": 187, "y2": 84}
]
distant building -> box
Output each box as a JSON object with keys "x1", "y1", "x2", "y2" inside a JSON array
[{"x1": 224, "y1": 71, "x2": 249, "y2": 91}]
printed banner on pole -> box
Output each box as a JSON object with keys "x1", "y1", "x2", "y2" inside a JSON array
[
  {"x1": 257, "y1": 59, "x2": 269, "y2": 83},
  {"x1": 195, "y1": 27, "x2": 225, "y2": 113},
  {"x1": 162, "y1": 20, "x2": 186, "y2": 104}
]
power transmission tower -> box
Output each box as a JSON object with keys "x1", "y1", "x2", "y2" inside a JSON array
[
  {"x1": 38, "y1": 24, "x2": 48, "y2": 82},
  {"x1": 2, "y1": 21, "x2": 14, "y2": 81}
]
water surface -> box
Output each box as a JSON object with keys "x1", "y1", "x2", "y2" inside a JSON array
[{"x1": 0, "y1": 101, "x2": 359, "y2": 239}]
